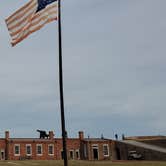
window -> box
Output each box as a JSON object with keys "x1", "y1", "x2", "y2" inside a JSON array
[
  {"x1": 26, "y1": 144, "x2": 32, "y2": 156},
  {"x1": 75, "y1": 149, "x2": 80, "y2": 159},
  {"x1": 48, "y1": 144, "x2": 54, "y2": 155},
  {"x1": 14, "y1": 144, "x2": 20, "y2": 156},
  {"x1": 36, "y1": 144, "x2": 42, "y2": 155},
  {"x1": 103, "y1": 144, "x2": 109, "y2": 156}
]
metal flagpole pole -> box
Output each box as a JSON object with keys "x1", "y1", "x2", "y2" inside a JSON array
[{"x1": 58, "y1": 0, "x2": 68, "y2": 166}]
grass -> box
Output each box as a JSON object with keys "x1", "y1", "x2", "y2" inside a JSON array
[{"x1": 0, "y1": 160, "x2": 166, "y2": 166}]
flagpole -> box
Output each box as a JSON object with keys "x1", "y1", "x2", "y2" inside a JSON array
[{"x1": 58, "y1": 0, "x2": 68, "y2": 166}]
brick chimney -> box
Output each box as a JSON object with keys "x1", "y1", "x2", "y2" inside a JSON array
[
  {"x1": 5, "y1": 131, "x2": 9, "y2": 140},
  {"x1": 49, "y1": 131, "x2": 54, "y2": 140},
  {"x1": 79, "y1": 131, "x2": 84, "y2": 140}
]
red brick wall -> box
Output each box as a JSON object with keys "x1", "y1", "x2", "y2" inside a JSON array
[
  {"x1": 0, "y1": 131, "x2": 113, "y2": 161},
  {"x1": 7, "y1": 139, "x2": 58, "y2": 160},
  {"x1": 53, "y1": 138, "x2": 80, "y2": 160},
  {"x1": 6, "y1": 138, "x2": 81, "y2": 160},
  {"x1": 85, "y1": 140, "x2": 112, "y2": 160},
  {"x1": 0, "y1": 139, "x2": 6, "y2": 149}
]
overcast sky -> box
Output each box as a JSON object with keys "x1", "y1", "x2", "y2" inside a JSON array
[{"x1": 0, "y1": 0, "x2": 166, "y2": 139}]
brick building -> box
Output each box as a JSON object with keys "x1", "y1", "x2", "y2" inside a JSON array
[
  {"x1": 1, "y1": 131, "x2": 165, "y2": 161},
  {"x1": 0, "y1": 131, "x2": 113, "y2": 161}
]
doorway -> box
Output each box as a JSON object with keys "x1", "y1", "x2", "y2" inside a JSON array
[
  {"x1": 116, "y1": 148, "x2": 121, "y2": 160},
  {"x1": 69, "y1": 150, "x2": 74, "y2": 160},
  {"x1": 92, "y1": 145, "x2": 99, "y2": 160},
  {"x1": 0, "y1": 149, "x2": 5, "y2": 160},
  {"x1": 93, "y1": 149, "x2": 98, "y2": 160}
]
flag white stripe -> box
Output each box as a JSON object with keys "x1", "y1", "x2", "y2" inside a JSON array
[
  {"x1": 6, "y1": 0, "x2": 58, "y2": 46},
  {"x1": 7, "y1": 4, "x2": 37, "y2": 30},
  {"x1": 12, "y1": 12, "x2": 57, "y2": 40},
  {"x1": 6, "y1": 0, "x2": 37, "y2": 24},
  {"x1": 12, "y1": 15, "x2": 56, "y2": 40},
  {"x1": 10, "y1": 8, "x2": 57, "y2": 38},
  {"x1": 11, "y1": 17, "x2": 57, "y2": 46},
  {"x1": 9, "y1": 3, "x2": 57, "y2": 36}
]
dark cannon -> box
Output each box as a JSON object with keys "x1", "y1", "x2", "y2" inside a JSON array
[{"x1": 37, "y1": 130, "x2": 49, "y2": 139}]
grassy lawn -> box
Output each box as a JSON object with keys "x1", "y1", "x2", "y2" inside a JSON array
[{"x1": 0, "y1": 160, "x2": 166, "y2": 166}]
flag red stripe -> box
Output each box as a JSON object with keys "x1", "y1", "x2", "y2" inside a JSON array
[
  {"x1": 10, "y1": 9, "x2": 57, "y2": 37},
  {"x1": 6, "y1": 0, "x2": 58, "y2": 46},
  {"x1": 11, "y1": 11, "x2": 57, "y2": 38},
  {"x1": 6, "y1": 0, "x2": 36, "y2": 24},
  {"x1": 7, "y1": 2, "x2": 57, "y2": 31},
  {"x1": 11, "y1": 17, "x2": 57, "y2": 46}
]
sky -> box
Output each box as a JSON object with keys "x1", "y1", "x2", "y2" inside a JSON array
[{"x1": 0, "y1": 0, "x2": 166, "y2": 139}]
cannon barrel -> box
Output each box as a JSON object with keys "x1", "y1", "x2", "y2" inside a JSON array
[
  {"x1": 37, "y1": 129, "x2": 45, "y2": 133},
  {"x1": 36, "y1": 130, "x2": 49, "y2": 139}
]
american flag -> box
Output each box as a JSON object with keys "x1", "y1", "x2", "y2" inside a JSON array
[{"x1": 6, "y1": 0, "x2": 58, "y2": 46}]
